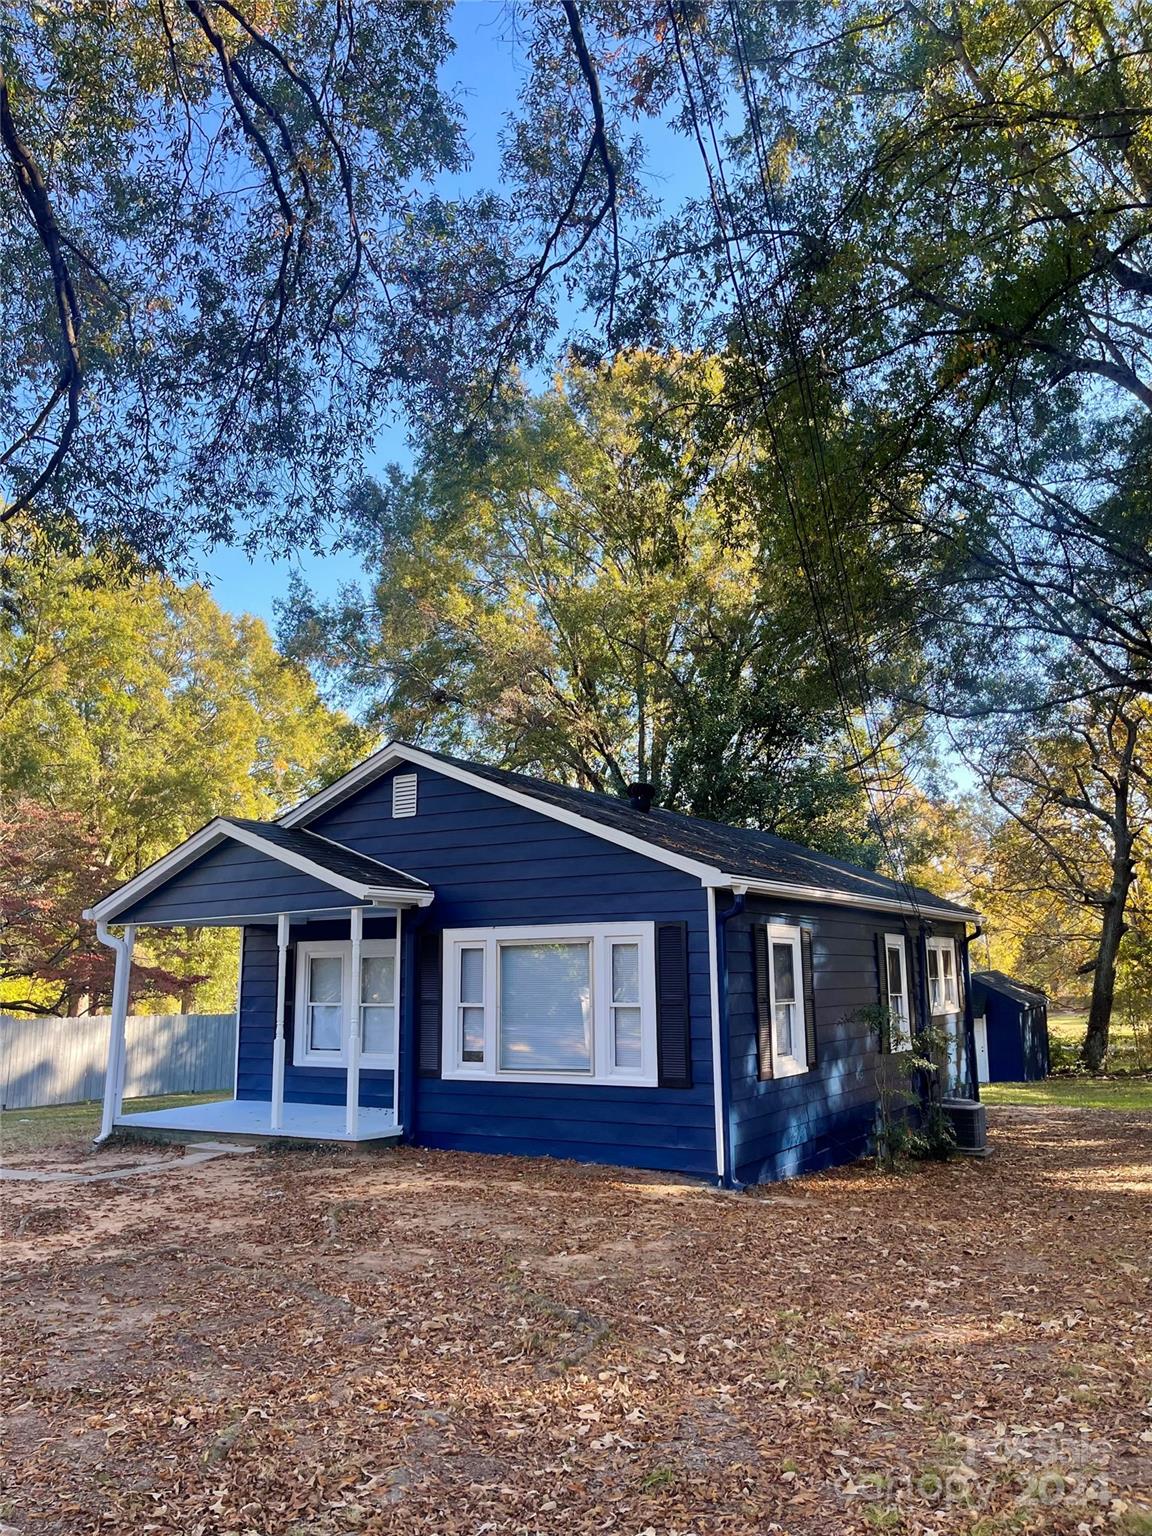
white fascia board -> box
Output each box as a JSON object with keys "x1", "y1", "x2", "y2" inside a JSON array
[
  {"x1": 219, "y1": 822, "x2": 432, "y2": 903},
  {"x1": 721, "y1": 873, "x2": 979, "y2": 925},
  {"x1": 280, "y1": 740, "x2": 730, "y2": 886},
  {"x1": 278, "y1": 741, "x2": 405, "y2": 827},
  {"x1": 85, "y1": 819, "x2": 233, "y2": 922},
  {"x1": 367, "y1": 888, "x2": 435, "y2": 908},
  {"x1": 83, "y1": 819, "x2": 432, "y2": 924},
  {"x1": 302, "y1": 824, "x2": 431, "y2": 891}
]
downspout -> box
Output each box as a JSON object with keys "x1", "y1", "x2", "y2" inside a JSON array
[
  {"x1": 712, "y1": 885, "x2": 746, "y2": 1189},
  {"x1": 959, "y1": 924, "x2": 984, "y2": 1100},
  {"x1": 914, "y1": 922, "x2": 931, "y2": 1039},
  {"x1": 93, "y1": 921, "x2": 131, "y2": 1145},
  {"x1": 912, "y1": 921, "x2": 934, "y2": 1122}
]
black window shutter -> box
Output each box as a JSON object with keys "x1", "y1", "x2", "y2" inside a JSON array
[
  {"x1": 753, "y1": 923, "x2": 774, "y2": 1081},
  {"x1": 874, "y1": 930, "x2": 890, "y2": 1053},
  {"x1": 655, "y1": 921, "x2": 692, "y2": 1088},
  {"x1": 282, "y1": 940, "x2": 297, "y2": 1054},
  {"x1": 416, "y1": 929, "x2": 442, "y2": 1078},
  {"x1": 801, "y1": 926, "x2": 818, "y2": 1069}
]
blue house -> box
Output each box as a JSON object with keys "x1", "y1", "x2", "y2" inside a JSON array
[{"x1": 86, "y1": 742, "x2": 981, "y2": 1185}]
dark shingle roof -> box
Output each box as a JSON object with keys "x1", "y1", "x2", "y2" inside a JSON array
[
  {"x1": 225, "y1": 819, "x2": 429, "y2": 893},
  {"x1": 972, "y1": 969, "x2": 1047, "y2": 1004},
  {"x1": 410, "y1": 747, "x2": 977, "y2": 919}
]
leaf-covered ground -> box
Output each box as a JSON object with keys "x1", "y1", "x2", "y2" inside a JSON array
[{"x1": 1, "y1": 1107, "x2": 1149, "y2": 1536}]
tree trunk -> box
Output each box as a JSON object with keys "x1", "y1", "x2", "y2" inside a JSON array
[
  {"x1": 1083, "y1": 729, "x2": 1136, "y2": 1073},
  {"x1": 1083, "y1": 895, "x2": 1127, "y2": 1071}
]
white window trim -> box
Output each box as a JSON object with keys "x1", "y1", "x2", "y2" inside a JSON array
[
  {"x1": 441, "y1": 922, "x2": 659, "y2": 1087},
  {"x1": 883, "y1": 933, "x2": 912, "y2": 1051},
  {"x1": 926, "y1": 936, "x2": 960, "y2": 1015},
  {"x1": 764, "y1": 922, "x2": 809, "y2": 1078},
  {"x1": 292, "y1": 938, "x2": 398, "y2": 1068}
]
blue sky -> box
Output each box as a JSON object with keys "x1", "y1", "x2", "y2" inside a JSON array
[
  {"x1": 202, "y1": 2, "x2": 712, "y2": 633},
  {"x1": 201, "y1": 3, "x2": 525, "y2": 627}
]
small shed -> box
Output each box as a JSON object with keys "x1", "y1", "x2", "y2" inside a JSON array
[{"x1": 970, "y1": 970, "x2": 1049, "y2": 1083}]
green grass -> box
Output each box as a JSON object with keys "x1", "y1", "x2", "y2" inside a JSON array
[
  {"x1": 981, "y1": 1077, "x2": 1152, "y2": 1112},
  {"x1": 0, "y1": 1091, "x2": 229, "y2": 1154},
  {"x1": 1047, "y1": 1011, "x2": 1151, "y2": 1073}
]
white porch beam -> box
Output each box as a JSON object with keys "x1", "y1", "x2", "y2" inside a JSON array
[
  {"x1": 345, "y1": 906, "x2": 363, "y2": 1138},
  {"x1": 271, "y1": 913, "x2": 290, "y2": 1132},
  {"x1": 95, "y1": 922, "x2": 135, "y2": 1142}
]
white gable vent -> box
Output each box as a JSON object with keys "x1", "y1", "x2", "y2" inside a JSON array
[{"x1": 392, "y1": 771, "x2": 418, "y2": 818}]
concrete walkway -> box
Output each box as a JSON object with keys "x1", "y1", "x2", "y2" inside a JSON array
[{"x1": 0, "y1": 1141, "x2": 255, "y2": 1184}]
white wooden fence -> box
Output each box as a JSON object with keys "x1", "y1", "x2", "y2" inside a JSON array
[{"x1": 0, "y1": 1013, "x2": 237, "y2": 1110}]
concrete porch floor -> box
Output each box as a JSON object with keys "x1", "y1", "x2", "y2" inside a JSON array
[{"x1": 113, "y1": 1099, "x2": 402, "y2": 1145}]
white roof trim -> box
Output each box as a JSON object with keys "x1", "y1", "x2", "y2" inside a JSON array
[
  {"x1": 279, "y1": 741, "x2": 731, "y2": 885},
  {"x1": 84, "y1": 818, "x2": 433, "y2": 924},
  {"x1": 280, "y1": 741, "x2": 977, "y2": 921},
  {"x1": 721, "y1": 875, "x2": 978, "y2": 924}
]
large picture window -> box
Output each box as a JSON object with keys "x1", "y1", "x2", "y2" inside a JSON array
[
  {"x1": 293, "y1": 939, "x2": 397, "y2": 1068},
  {"x1": 441, "y1": 923, "x2": 658, "y2": 1086}
]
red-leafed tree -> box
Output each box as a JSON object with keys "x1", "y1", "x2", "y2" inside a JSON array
[{"x1": 0, "y1": 799, "x2": 187, "y2": 1015}]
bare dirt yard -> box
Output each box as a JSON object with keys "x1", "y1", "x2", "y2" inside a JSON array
[{"x1": 2, "y1": 1108, "x2": 1150, "y2": 1536}]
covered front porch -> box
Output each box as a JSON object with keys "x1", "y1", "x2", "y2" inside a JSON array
[{"x1": 83, "y1": 815, "x2": 435, "y2": 1145}]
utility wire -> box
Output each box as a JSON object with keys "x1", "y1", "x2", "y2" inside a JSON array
[{"x1": 665, "y1": 1, "x2": 921, "y2": 914}]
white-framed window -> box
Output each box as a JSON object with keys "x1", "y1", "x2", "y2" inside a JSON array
[
  {"x1": 883, "y1": 933, "x2": 912, "y2": 1051},
  {"x1": 441, "y1": 922, "x2": 658, "y2": 1086},
  {"x1": 764, "y1": 923, "x2": 809, "y2": 1078},
  {"x1": 293, "y1": 939, "x2": 398, "y2": 1068},
  {"x1": 926, "y1": 937, "x2": 960, "y2": 1014}
]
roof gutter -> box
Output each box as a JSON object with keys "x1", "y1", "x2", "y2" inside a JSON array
[{"x1": 717, "y1": 874, "x2": 980, "y2": 926}]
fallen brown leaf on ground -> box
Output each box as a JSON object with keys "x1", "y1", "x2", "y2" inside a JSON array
[{"x1": 1, "y1": 1106, "x2": 1149, "y2": 1535}]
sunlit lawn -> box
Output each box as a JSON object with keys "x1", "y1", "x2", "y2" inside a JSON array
[
  {"x1": 981, "y1": 1076, "x2": 1152, "y2": 1111},
  {"x1": 979, "y1": 1008, "x2": 1151, "y2": 1111},
  {"x1": 0, "y1": 1091, "x2": 228, "y2": 1154}
]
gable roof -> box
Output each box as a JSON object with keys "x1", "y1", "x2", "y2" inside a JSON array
[
  {"x1": 282, "y1": 740, "x2": 978, "y2": 923},
  {"x1": 972, "y1": 969, "x2": 1047, "y2": 1004},
  {"x1": 85, "y1": 816, "x2": 432, "y2": 924}
]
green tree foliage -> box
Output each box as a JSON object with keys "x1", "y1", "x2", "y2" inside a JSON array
[
  {"x1": 0, "y1": 556, "x2": 366, "y2": 1012},
  {"x1": 971, "y1": 691, "x2": 1151, "y2": 1069},
  {"x1": 281, "y1": 352, "x2": 896, "y2": 856},
  {"x1": 489, "y1": 2, "x2": 1152, "y2": 1050},
  {"x1": 0, "y1": 1, "x2": 466, "y2": 564},
  {"x1": 0, "y1": 0, "x2": 698, "y2": 568}
]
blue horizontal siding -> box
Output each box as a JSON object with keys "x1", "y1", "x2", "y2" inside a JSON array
[
  {"x1": 120, "y1": 838, "x2": 362, "y2": 923},
  {"x1": 307, "y1": 765, "x2": 716, "y2": 1175},
  {"x1": 727, "y1": 902, "x2": 967, "y2": 1183},
  {"x1": 237, "y1": 923, "x2": 395, "y2": 1110}
]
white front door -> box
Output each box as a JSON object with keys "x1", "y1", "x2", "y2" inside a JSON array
[{"x1": 973, "y1": 1015, "x2": 990, "y2": 1084}]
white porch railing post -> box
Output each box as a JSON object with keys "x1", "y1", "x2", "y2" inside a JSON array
[
  {"x1": 97, "y1": 922, "x2": 135, "y2": 1141},
  {"x1": 271, "y1": 913, "x2": 289, "y2": 1132},
  {"x1": 345, "y1": 905, "x2": 363, "y2": 1138}
]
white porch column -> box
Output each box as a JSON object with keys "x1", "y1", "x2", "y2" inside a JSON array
[
  {"x1": 345, "y1": 905, "x2": 363, "y2": 1138},
  {"x1": 393, "y1": 906, "x2": 404, "y2": 1129},
  {"x1": 271, "y1": 913, "x2": 290, "y2": 1132},
  {"x1": 97, "y1": 922, "x2": 135, "y2": 1141}
]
